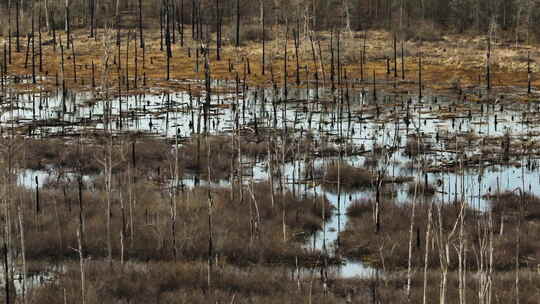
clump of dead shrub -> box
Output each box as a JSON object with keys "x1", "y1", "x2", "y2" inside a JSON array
[
  {"x1": 407, "y1": 182, "x2": 436, "y2": 197},
  {"x1": 317, "y1": 161, "x2": 377, "y2": 191}
]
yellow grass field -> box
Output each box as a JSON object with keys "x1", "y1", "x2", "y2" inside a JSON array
[{"x1": 3, "y1": 28, "x2": 540, "y2": 98}]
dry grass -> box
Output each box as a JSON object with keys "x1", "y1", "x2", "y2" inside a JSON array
[
  {"x1": 0, "y1": 133, "x2": 340, "y2": 274},
  {"x1": 404, "y1": 136, "x2": 431, "y2": 157},
  {"x1": 407, "y1": 181, "x2": 437, "y2": 197},
  {"x1": 339, "y1": 195, "x2": 540, "y2": 271},
  {"x1": 340, "y1": 198, "x2": 443, "y2": 269},
  {"x1": 17, "y1": 174, "x2": 334, "y2": 267},
  {"x1": 318, "y1": 161, "x2": 412, "y2": 192},
  {"x1": 4, "y1": 27, "x2": 540, "y2": 97},
  {"x1": 25, "y1": 260, "x2": 540, "y2": 304},
  {"x1": 180, "y1": 135, "x2": 235, "y2": 180},
  {"x1": 318, "y1": 161, "x2": 377, "y2": 191},
  {"x1": 490, "y1": 191, "x2": 540, "y2": 220},
  {"x1": 21, "y1": 138, "x2": 102, "y2": 174},
  {"x1": 29, "y1": 260, "x2": 341, "y2": 304}
]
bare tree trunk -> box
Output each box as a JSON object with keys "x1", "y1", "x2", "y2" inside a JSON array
[
  {"x1": 15, "y1": 0, "x2": 20, "y2": 52},
  {"x1": 7, "y1": 0, "x2": 11, "y2": 64},
  {"x1": 191, "y1": 0, "x2": 195, "y2": 40},
  {"x1": 486, "y1": 35, "x2": 491, "y2": 91},
  {"x1": 31, "y1": 1, "x2": 36, "y2": 84},
  {"x1": 406, "y1": 178, "x2": 419, "y2": 300},
  {"x1": 139, "y1": 0, "x2": 144, "y2": 47},
  {"x1": 45, "y1": 0, "x2": 51, "y2": 32},
  {"x1": 180, "y1": 0, "x2": 184, "y2": 46},
  {"x1": 3, "y1": 243, "x2": 10, "y2": 304},
  {"x1": 120, "y1": 192, "x2": 125, "y2": 266},
  {"x1": 99, "y1": 27, "x2": 115, "y2": 268},
  {"x1": 422, "y1": 202, "x2": 433, "y2": 304},
  {"x1": 66, "y1": 0, "x2": 71, "y2": 49},
  {"x1": 343, "y1": 0, "x2": 351, "y2": 32},
  {"x1": 77, "y1": 229, "x2": 85, "y2": 304},
  {"x1": 17, "y1": 206, "x2": 27, "y2": 304},
  {"x1": 105, "y1": 113, "x2": 113, "y2": 266},
  {"x1": 261, "y1": 0, "x2": 265, "y2": 74},
  {"x1": 235, "y1": 0, "x2": 240, "y2": 47},
  {"x1": 38, "y1": 7, "x2": 43, "y2": 72},
  {"x1": 116, "y1": 0, "x2": 121, "y2": 47},
  {"x1": 207, "y1": 142, "x2": 214, "y2": 290}
]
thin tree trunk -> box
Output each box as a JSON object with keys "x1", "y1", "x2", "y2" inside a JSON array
[
  {"x1": 406, "y1": 179, "x2": 418, "y2": 300},
  {"x1": 31, "y1": 3, "x2": 36, "y2": 84},
  {"x1": 44, "y1": 0, "x2": 51, "y2": 32},
  {"x1": 235, "y1": 0, "x2": 240, "y2": 47},
  {"x1": 66, "y1": 0, "x2": 71, "y2": 49},
  {"x1": 39, "y1": 6, "x2": 43, "y2": 72},
  {"x1": 261, "y1": 0, "x2": 265, "y2": 74},
  {"x1": 139, "y1": 0, "x2": 144, "y2": 47},
  {"x1": 77, "y1": 229, "x2": 85, "y2": 304},
  {"x1": 89, "y1": 0, "x2": 94, "y2": 37},
  {"x1": 3, "y1": 243, "x2": 10, "y2": 304},
  {"x1": 17, "y1": 206, "x2": 27, "y2": 304},
  {"x1": 422, "y1": 202, "x2": 433, "y2": 304},
  {"x1": 15, "y1": 0, "x2": 20, "y2": 52}
]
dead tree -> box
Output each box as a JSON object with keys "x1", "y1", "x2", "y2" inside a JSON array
[
  {"x1": 419, "y1": 49, "x2": 422, "y2": 101},
  {"x1": 486, "y1": 35, "x2": 491, "y2": 91},
  {"x1": 38, "y1": 6, "x2": 43, "y2": 72},
  {"x1": 180, "y1": 0, "x2": 184, "y2": 46},
  {"x1": 66, "y1": 0, "x2": 71, "y2": 49},
  {"x1": 72, "y1": 40, "x2": 77, "y2": 83},
  {"x1": 7, "y1": 0, "x2": 11, "y2": 63},
  {"x1": 166, "y1": 0, "x2": 172, "y2": 80},
  {"x1": 139, "y1": 0, "x2": 144, "y2": 47},
  {"x1": 330, "y1": 30, "x2": 335, "y2": 90},
  {"x1": 17, "y1": 205, "x2": 27, "y2": 304},
  {"x1": 89, "y1": 0, "x2": 95, "y2": 37},
  {"x1": 235, "y1": 0, "x2": 240, "y2": 47},
  {"x1": 116, "y1": 0, "x2": 122, "y2": 47},
  {"x1": 528, "y1": 51, "x2": 532, "y2": 94},
  {"x1": 216, "y1": 0, "x2": 221, "y2": 60},
  {"x1": 394, "y1": 33, "x2": 398, "y2": 78},
  {"x1": 16, "y1": 0, "x2": 20, "y2": 52},
  {"x1": 294, "y1": 28, "x2": 300, "y2": 85},
  {"x1": 261, "y1": 0, "x2": 265, "y2": 74},
  {"x1": 76, "y1": 229, "x2": 85, "y2": 304},
  {"x1": 284, "y1": 24, "x2": 289, "y2": 99},
  {"x1": 31, "y1": 3, "x2": 36, "y2": 84},
  {"x1": 401, "y1": 40, "x2": 405, "y2": 80},
  {"x1": 192, "y1": 0, "x2": 196, "y2": 40}
]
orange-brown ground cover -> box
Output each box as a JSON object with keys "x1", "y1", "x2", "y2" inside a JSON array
[{"x1": 4, "y1": 28, "x2": 540, "y2": 98}]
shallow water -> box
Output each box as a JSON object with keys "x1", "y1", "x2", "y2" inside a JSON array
[{"x1": 9, "y1": 82, "x2": 540, "y2": 278}]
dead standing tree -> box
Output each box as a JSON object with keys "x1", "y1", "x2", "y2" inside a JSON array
[
  {"x1": 0, "y1": 87, "x2": 20, "y2": 304},
  {"x1": 139, "y1": 0, "x2": 144, "y2": 47},
  {"x1": 15, "y1": 0, "x2": 20, "y2": 52},
  {"x1": 65, "y1": 0, "x2": 71, "y2": 49},
  {"x1": 96, "y1": 25, "x2": 116, "y2": 266},
  {"x1": 235, "y1": 0, "x2": 240, "y2": 47},
  {"x1": 216, "y1": 0, "x2": 222, "y2": 60}
]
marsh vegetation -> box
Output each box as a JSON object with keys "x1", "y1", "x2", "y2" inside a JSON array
[{"x1": 1, "y1": 0, "x2": 540, "y2": 303}]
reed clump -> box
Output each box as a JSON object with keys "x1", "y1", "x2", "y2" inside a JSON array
[
  {"x1": 486, "y1": 191, "x2": 540, "y2": 268},
  {"x1": 340, "y1": 193, "x2": 540, "y2": 271},
  {"x1": 318, "y1": 161, "x2": 377, "y2": 191},
  {"x1": 404, "y1": 136, "x2": 431, "y2": 157},
  {"x1": 407, "y1": 181, "x2": 437, "y2": 197},
  {"x1": 340, "y1": 198, "x2": 480, "y2": 270}
]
